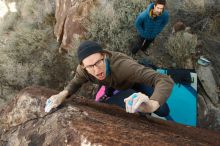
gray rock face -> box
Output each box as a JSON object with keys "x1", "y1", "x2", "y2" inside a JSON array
[
  {"x1": 197, "y1": 93, "x2": 220, "y2": 131},
  {"x1": 196, "y1": 63, "x2": 220, "y2": 131},
  {"x1": 197, "y1": 65, "x2": 219, "y2": 105},
  {"x1": 0, "y1": 86, "x2": 220, "y2": 146}
]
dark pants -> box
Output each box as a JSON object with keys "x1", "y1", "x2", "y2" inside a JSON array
[
  {"x1": 103, "y1": 84, "x2": 170, "y2": 117},
  {"x1": 132, "y1": 83, "x2": 170, "y2": 117},
  {"x1": 131, "y1": 36, "x2": 155, "y2": 54}
]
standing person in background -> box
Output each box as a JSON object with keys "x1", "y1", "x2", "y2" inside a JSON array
[{"x1": 132, "y1": 0, "x2": 169, "y2": 55}]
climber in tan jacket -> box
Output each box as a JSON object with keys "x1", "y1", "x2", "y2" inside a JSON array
[{"x1": 45, "y1": 41, "x2": 174, "y2": 116}]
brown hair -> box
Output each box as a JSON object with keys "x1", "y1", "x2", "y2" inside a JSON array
[
  {"x1": 154, "y1": 0, "x2": 166, "y2": 6},
  {"x1": 172, "y1": 21, "x2": 186, "y2": 33}
]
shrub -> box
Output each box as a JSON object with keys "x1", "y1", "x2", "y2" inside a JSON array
[
  {"x1": 0, "y1": 12, "x2": 20, "y2": 34},
  {"x1": 0, "y1": 0, "x2": 75, "y2": 99},
  {"x1": 84, "y1": 0, "x2": 149, "y2": 54},
  {"x1": 175, "y1": 0, "x2": 205, "y2": 13},
  {"x1": 165, "y1": 32, "x2": 197, "y2": 68},
  {"x1": 1, "y1": 23, "x2": 74, "y2": 90},
  {"x1": 206, "y1": 14, "x2": 220, "y2": 36}
]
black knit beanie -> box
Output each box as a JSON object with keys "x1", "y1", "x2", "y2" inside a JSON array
[{"x1": 77, "y1": 41, "x2": 103, "y2": 63}]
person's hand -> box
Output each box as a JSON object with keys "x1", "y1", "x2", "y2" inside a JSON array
[
  {"x1": 45, "y1": 90, "x2": 69, "y2": 113},
  {"x1": 137, "y1": 99, "x2": 160, "y2": 113},
  {"x1": 124, "y1": 92, "x2": 149, "y2": 113},
  {"x1": 124, "y1": 92, "x2": 160, "y2": 113}
]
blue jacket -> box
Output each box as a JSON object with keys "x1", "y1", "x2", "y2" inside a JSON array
[{"x1": 135, "y1": 3, "x2": 169, "y2": 39}]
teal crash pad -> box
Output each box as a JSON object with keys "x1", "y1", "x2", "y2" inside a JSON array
[{"x1": 157, "y1": 69, "x2": 197, "y2": 126}]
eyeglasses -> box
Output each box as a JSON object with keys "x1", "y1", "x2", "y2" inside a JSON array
[{"x1": 84, "y1": 58, "x2": 104, "y2": 72}]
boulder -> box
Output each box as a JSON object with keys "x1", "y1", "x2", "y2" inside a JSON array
[
  {"x1": 197, "y1": 93, "x2": 220, "y2": 131},
  {"x1": 196, "y1": 64, "x2": 219, "y2": 105},
  {"x1": 0, "y1": 86, "x2": 220, "y2": 146},
  {"x1": 54, "y1": 0, "x2": 98, "y2": 53}
]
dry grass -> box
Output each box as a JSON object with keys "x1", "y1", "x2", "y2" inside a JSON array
[
  {"x1": 0, "y1": 0, "x2": 74, "y2": 100},
  {"x1": 165, "y1": 32, "x2": 197, "y2": 68},
  {"x1": 84, "y1": 0, "x2": 149, "y2": 54}
]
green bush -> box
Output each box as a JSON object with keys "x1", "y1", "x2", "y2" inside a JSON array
[
  {"x1": 84, "y1": 0, "x2": 149, "y2": 54},
  {"x1": 165, "y1": 32, "x2": 197, "y2": 68}
]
